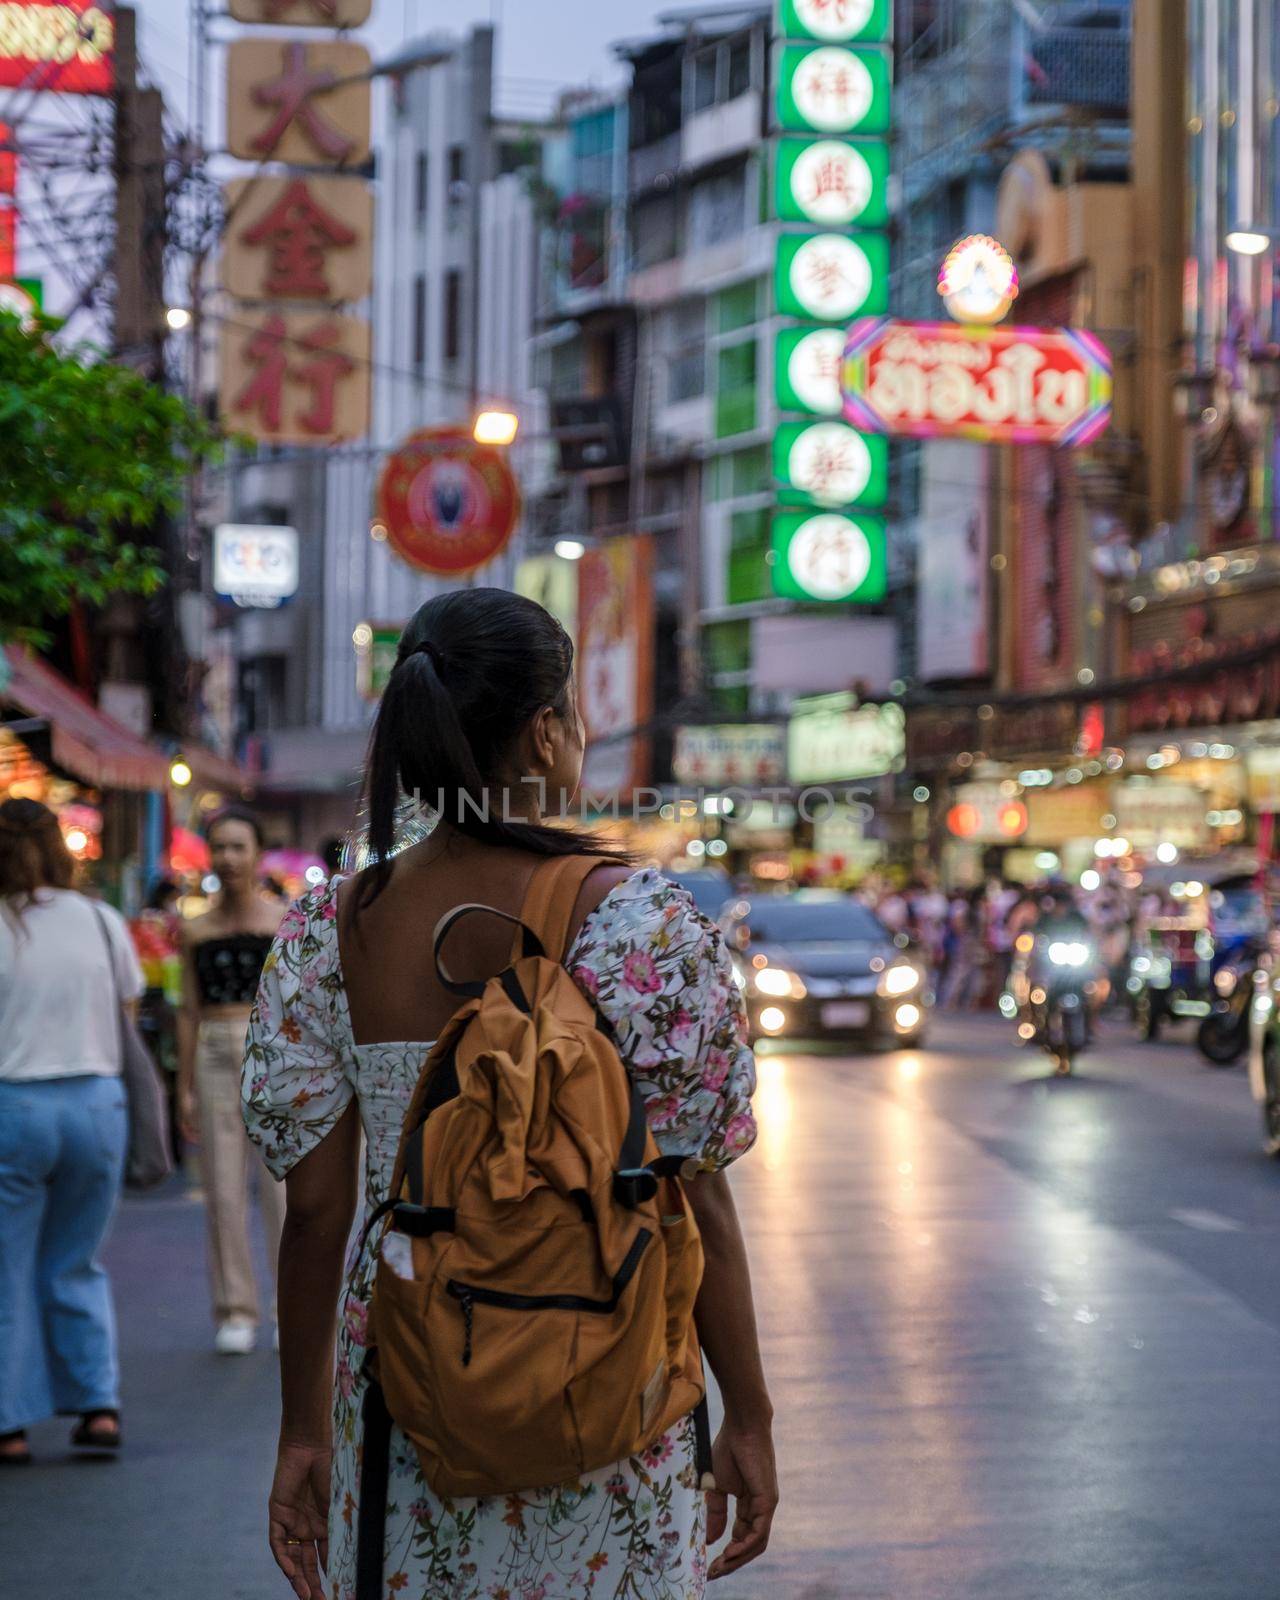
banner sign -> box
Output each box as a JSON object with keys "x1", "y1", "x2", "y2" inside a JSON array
[
  {"x1": 230, "y1": 0, "x2": 372, "y2": 22},
  {"x1": 226, "y1": 40, "x2": 371, "y2": 167},
  {"x1": 376, "y1": 427, "x2": 521, "y2": 577},
  {"x1": 673, "y1": 724, "x2": 787, "y2": 787},
  {"x1": 775, "y1": 325, "x2": 845, "y2": 415},
  {"x1": 223, "y1": 176, "x2": 373, "y2": 303},
  {"x1": 778, "y1": 0, "x2": 891, "y2": 42},
  {"x1": 775, "y1": 230, "x2": 889, "y2": 322},
  {"x1": 841, "y1": 317, "x2": 1112, "y2": 447},
  {"x1": 213, "y1": 524, "x2": 299, "y2": 607},
  {"x1": 0, "y1": 1, "x2": 114, "y2": 94},
  {"x1": 788, "y1": 693, "x2": 904, "y2": 783},
  {"x1": 578, "y1": 537, "x2": 654, "y2": 796},
  {"x1": 771, "y1": 510, "x2": 886, "y2": 602},
  {"x1": 219, "y1": 310, "x2": 370, "y2": 445},
  {"x1": 773, "y1": 419, "x2": 888, "y2": 508},
  {"x1": 775, "y1": 136, "x2": 889, "y2": 228},
  {"x1": 776, "y1": 44, "x2": 891, "y2": 135}
]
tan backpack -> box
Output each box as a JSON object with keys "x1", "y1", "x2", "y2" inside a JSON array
[{"x1": 356, "y1": 857, "x2": 710, "y2": 1595}]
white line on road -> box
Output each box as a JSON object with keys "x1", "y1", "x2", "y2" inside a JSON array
[{"x1": 1169, "y1": 1207, "x2": 1244, "y2": 1233}]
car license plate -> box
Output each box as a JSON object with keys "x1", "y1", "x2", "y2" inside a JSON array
[{"x1": 822, "y1": 1001, "x2": 870, "y2": 1028}]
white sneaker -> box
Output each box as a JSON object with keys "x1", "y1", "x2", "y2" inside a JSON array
[{"x1": 214, "y1": 1319, "x2": 257, "y2": 1356}]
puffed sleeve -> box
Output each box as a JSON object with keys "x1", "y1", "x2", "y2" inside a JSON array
[
  {"x1": 241, "y1": 880, "x2": 353, "y2": 1179},
  {"x1": 567, "y1": 868, "x2": 757, "y2": 1171}
]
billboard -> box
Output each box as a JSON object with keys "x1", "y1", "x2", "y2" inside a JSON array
[
  {"x1": 0, "y1": 2, "x2": 114, "y2": 94},
  {"x1": 841, "y1": 317, "x2": 1112, "y2": 446},
  {"x1": 212, "y1": 524, "x2": 299, "y2": 608},
  {"x1": 577, "y1": 537, "x2": 654, "y2": 796},
  {"x1": 916, "y1": 441, "x2": 990, "y2": 682}
]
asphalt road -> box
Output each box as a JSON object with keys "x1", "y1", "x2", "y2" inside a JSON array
[{"x1": 4, "y1": 1012, "x2": 1278, "y2": 1600}]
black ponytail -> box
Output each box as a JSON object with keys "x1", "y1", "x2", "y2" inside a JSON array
[{"x1": 357, "y1": 588, "x2": 621, "y2": 911}]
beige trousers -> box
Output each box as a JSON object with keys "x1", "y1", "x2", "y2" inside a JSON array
[{"x1": 194, "y1": 1016, "x2": 287, "y2": 1326}]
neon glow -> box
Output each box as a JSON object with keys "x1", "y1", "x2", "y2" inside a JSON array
[
  {"x1": 937, "y1": 234, "x2": 1019, "y2": 325},
  {"x1": 841, "y1": 318, "x2": 1112, "y2": 447}
]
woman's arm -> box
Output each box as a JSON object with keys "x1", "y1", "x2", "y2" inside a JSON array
[
  {"x1": 268, "y1": 1100, "x2": 361, "y2": 1600},
  {"x1": 686, "y1": 1170, "x2": 778, "y2": 1582}
]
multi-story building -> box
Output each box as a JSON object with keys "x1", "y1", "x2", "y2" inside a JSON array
[{"x1": 219, "y1": 26, "x2": 554, "y2": 841}]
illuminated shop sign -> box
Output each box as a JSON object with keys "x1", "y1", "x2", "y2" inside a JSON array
[{"x1": 0, "y1": 2, "x2": 114, "y2": 94}]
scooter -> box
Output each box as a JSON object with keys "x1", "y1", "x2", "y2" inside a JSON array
[
  {"x1": 1195, "y1": 943, "x2": 1261, "y2": 1066},
  {"x1": 1005, "y1": 933, "x2": 1095, "y2": 1075}
]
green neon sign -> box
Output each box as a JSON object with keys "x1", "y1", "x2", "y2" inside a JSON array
[
  {"x1": 773, "y1": 421, "x2": 888, "y2": 509},
  {"x1": 775, "y1": 326, "x2": 844, "y2": 414},
  {"x1": 777, "y1": 44, "x2": 891, "y2": 135},
  {"x1": 775, "y1": 136, "x2": 889, "y2": 228},
  {"x1": 778, "y1": 0, "x2": 892, "y2": 43},
  {"x1": 771, "y1": 511, "x2": 887, "y2": 603},
  {"x1": 775, "y1": 230, "x2": 890, "y2": 321}
]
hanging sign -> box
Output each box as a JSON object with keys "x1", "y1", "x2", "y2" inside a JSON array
[
  {"x1": 0, "y1": 1, "x2": 114, "y2": 93},
  {"x1": 771, "y1": 511, "x2": 886, "y2": 602},
  {"x1": 775, "y1": 325, "x2": 845, "y2": 415},
  {"x1": 938, "y1": 233, "x2": 1019, "y2": 324},
  {"x1": 776, "y1": 44, "x2": 891, "y2": 134},
  {"x1": 229, "y1": 0, "x2": 372, "y2": 22},
  {"x1": 376, "y1": 427, "x2": 521, "y2": 577},
  {"x1": 213, "y1": 524, "x2": 299, "y2": 607},
  {"x1": 773, "y1": 420, "x2": 888, "y2": 508},
  {"x1": 841, "y1": 317, "x2": 1112, "y2": 447},
  {"x1": 673, "y1": 724, "x2": 787, "y2": 787},
  {"x1": 775, "y1": 230, "x2": 889, "y2": 322},
  {"x1": 219, "y1": 309, "x2": 371, "y2": 445},
  {"x1": 774, "y1": 136, "x2": 889, "y2": 228},
  {"x1": 778, "y1": 0, "x2": 891, "y2": 42},
  {"x1": 223, "y1": 176, "x2": 373, "y2": 303},
  {"x1": 226, "y1": 39, "x2": 371, "y2": 167}
]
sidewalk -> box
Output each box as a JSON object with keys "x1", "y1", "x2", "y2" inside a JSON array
[{"x1": 1, "y1": 1178, "x2": 284, "y2": 1600}]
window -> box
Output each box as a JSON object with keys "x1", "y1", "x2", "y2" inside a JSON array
[
  {"x1": 726, "y1": 507, "x2": 770, "y2": 605},
  {"x1": 717, "y1": 279, "x2": 758, "y2": 334},
  {"x1": 685, "y1": 28, "x2": 756, "y2": 116},
  {"x1": 448, "y1": 146, "x2": 466, "y2": 185},
  {"x1": 692, "y1": 48, "x2": 718, "y2": 113},
  {"x1": 414, "y1": 152, "x2": 428, "y2": 221},
  {"x1": 412, "y1": 273, "x2": 426, "y2": 371},
  {"x1": 688, "y1": 168, "x2": 746, "y2": 253},
  {"x1": 665, "y1": 300, "x2": 706, "y2": 404},
  {"x1": 444, "y1": 270, "x2": 462, "y2": 362},
  {"x1": 715, "y1": 337, "x2": 757, "y2": 438},
  {"x1": 727, "y1": 37, "x2": 752, "y2": 100}
]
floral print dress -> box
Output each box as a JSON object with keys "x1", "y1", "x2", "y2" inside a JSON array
[{"x1": 242, "y1": 868, "x2": 757, "y2": 1600}]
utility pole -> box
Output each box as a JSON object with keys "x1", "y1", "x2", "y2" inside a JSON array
[{"x1": 112, "y1": 6, "x2": 166, "y2": 378}]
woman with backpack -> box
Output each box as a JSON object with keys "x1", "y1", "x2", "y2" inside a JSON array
[
  {"x1": 243, "y1": 590, "x2": 776, "y2": 1600},
  {"x1": 0, "y1": 799, "x2": 145, "y2": 1464}
]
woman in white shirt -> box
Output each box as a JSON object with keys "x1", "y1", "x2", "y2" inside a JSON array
[{"x1": 0, "y1": 799, "x2": 145, "y2": 1465}]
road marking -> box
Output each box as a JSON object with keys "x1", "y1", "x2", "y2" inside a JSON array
[{"x1": 1169, "y1": 1207, "x2": 1243, "y2": 1233}]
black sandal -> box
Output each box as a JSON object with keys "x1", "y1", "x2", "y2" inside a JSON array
[
  {"x1": 0, "y1": 1429, "x2": 31, "y2": 1465},
  {"x1": 71, "y1": 1410, "x2": 121, "y2": 1453}
]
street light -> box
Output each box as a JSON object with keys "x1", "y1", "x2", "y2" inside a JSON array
[
  {"x1": 554, "y1": 539, "x2": 586, "y2": 561},
  {"x1": 473, "y1": 409, "x2": 520, "y2": 446},
  {"x1": 169, "y1": 756, "x2": 193, "y2": 788},
  {"x1": 165, "y1": 306, "x2": 192, "y2": 331},
  {"x1": 1226, "y1": 224, "x2": 1279, "y2": 256}
]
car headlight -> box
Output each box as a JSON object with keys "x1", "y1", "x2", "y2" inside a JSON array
[
  {"x1": 753, "y1": 966, "x2": 806, "y2": 999},
  {"x1": 1047, "y1": 941, "x2": 1091, "y2": 967},
  {"x1": 1214, "y1": 966, "x2": 1238, "y2": 997},
  {"x1": 879, "y1": 963, "x2": 921, "y2": 998}
]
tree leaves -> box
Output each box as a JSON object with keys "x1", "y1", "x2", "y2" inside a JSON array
[{"x1": 0, "y1": 313, "x2": 222, "y2": 645}]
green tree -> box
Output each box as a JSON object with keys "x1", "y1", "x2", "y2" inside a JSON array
[{"x1": 0, "y1": 313, "x2": 220, "y2": 644}]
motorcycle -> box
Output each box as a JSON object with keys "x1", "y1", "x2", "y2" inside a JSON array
[
  {"x1": 1195, "y1": 942, "x2": 1262, "y2": 1066},
  {"x1": 1004, "y1": 931, "x2": 1096, "y2": 1075}
]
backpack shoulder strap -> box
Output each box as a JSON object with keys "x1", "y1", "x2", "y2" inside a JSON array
[{"x1": 518, "y1": 854, "x2": 624, "y2": 962}]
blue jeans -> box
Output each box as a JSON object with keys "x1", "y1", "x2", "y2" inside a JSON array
[{"x1": 0, "y1": 1075, "x2": 127, "y2": 1433}]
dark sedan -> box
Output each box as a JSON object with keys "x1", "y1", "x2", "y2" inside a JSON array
[{"x1": 722, "y1": 891, "x2": 931, "y2": 1047}]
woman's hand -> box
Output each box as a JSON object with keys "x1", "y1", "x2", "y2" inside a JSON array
[
  {"x1": 177, "y1": 1080, "x2": 200, "y2": 1147},
  {"x1": 268, "y1": 1440, "x2": 331, "y2": 1600},
  {"x1": 706, "y1": 1415, "x2": 778, "y2": 1581}
]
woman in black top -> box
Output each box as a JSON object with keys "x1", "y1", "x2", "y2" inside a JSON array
[{"x1": 178, "y1": 808, "x2": 287, "y2": 1356}]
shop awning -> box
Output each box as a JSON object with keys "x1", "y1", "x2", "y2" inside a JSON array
[
  {"x1": 1, "y1": 648, "x2": 255, "y2": 797},
  {"x1": 2, "y1": 647, "x2": 170, "y2": 791}
]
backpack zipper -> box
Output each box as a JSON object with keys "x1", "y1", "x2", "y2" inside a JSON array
[{"x1": 445, "y1": 1230, "x2": 652, "y2": 1367}]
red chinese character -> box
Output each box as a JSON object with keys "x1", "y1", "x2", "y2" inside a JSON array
[
  {"x1": 806, "y1": 440, "x2": 854, "y2": 496},
  {"x1": 809, "y1": 0, "x2": 858, "y2": 20},
  {"x1": 232, "y1": 315, "x2": 290, "y2": 431},
  {"x1": 803, "y1": 61, "x2": 857, "y2": 114},
  {"x1": 294, "y1": 319, "x2": 355, "y2": 434},
  {"x1": 250, "y1": 42, "x2": 357, "y2": 163},
  {"x1": 240, "y1": 179, "x2": 357, "y2": 298},
  {"x1": 806, "y1": 155, "x2": 855, "y2": 208},
  {"x1": 804, "y1": 248, "x2": 852, "y2": 303}
]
